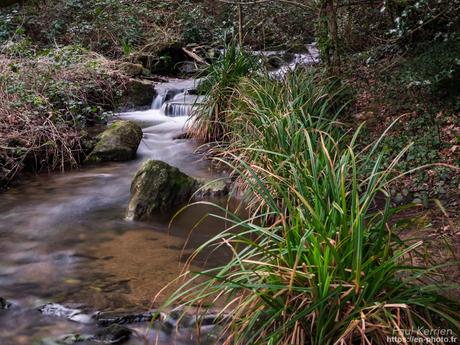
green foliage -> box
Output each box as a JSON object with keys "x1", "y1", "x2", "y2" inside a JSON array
[
  {"x1": 177, "y1": 1, "x2": 230, "y2": 44},
  {"x1": 191, "y1": 41, "x2": 259, "y2": 141},
  {"x1": 0, "y1": 6, "x2": 20, "y2": 43},
  {"x1": 2, "y1": 44, "x2": 120, "y2": 126},
  {"x1": 390, "y1": 0, "x2": 460, "y2": 40},
  {"x1": 399, "y1": 37, "x2": 460, "y2": 96},
  {"x1": 164, "y1": 70, "x2": 459, "y2": 344},
  {"x1": 223, "y1": 70, "x2": 348, "y2": 208}
]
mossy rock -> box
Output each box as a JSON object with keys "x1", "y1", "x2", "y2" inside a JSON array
[
  {"x1": 121, "y1": 78, "x2": 155, "y2": 109},
  {"x1": 119, "y1": 62, "x2": 144, "y2": 77},
  {"x1": 127, "y1": 160, "x2": 197, "y2": 220},
  {"x1": 85, "y1": 120, "x2": 143, "y2": 164}
]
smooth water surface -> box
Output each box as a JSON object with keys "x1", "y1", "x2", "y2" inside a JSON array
[{"x1": 0, "y1": 80, "x2": 228, "y2": 345}]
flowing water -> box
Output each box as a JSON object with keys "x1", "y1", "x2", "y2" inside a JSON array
[
  {"x1": 0, "y1": 78, "x2": 228, "y2": 345},
  {"x1": 0, "y1": 50, "x2": 318, "y2": 345}
]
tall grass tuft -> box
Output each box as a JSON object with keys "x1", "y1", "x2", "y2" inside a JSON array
[
  {"x1": 163, "y1": 70, "x2": 459, "y2": 345},
  {"x1": 222, "y1": 70, "x2": 348, "y2": 213},
  {"x1": 190, "y1": 41, "x2": 258, "y2": 142}
]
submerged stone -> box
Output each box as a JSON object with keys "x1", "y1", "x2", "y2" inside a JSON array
[
  {"x1": 0, "y1": 297, "x2": 11, "y2": 310},
  {"x1": 38, "y1": 303, "x2": 94, "y2": 324},
  {"x1": 85, "y1": 120, "x2": 143, "y2": 164},
  {"x1": 95, "y1": 310, "x2": 156, "y2": 326},
  {"x1": 127, "y1": 160, "x2": 197, "y2": 220},
  {"x1": 194, "y1": 177, "x2": 229, "y2": 198},
  {"x1": 43, "y1": 333, "x2": 94, "y2": 345},
  {"x1": 95, "y1": 324, "x2": 132, "y2": 344}
]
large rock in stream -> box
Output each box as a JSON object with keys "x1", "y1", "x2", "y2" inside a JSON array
[
  {"x1": 85, "y1": 120, "x2": 143, "y2": 164},
  {"x1": 127, "y1": 160, "x2": 197, "y2": 220},
  {"x1": 121, "y1": 78, "x2": 156, "y2": 109}
]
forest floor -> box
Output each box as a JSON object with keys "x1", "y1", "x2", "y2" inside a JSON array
[{"x1": 347, "y1": 55, "x2": 460, "y2": 298}]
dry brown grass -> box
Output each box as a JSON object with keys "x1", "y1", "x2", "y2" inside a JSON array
[{"x1": 0, "y1": 46, "x2": 128, "y2": 188}]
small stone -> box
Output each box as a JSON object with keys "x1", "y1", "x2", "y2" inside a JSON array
[
  {"x1": 412, "y1": 198, "x2": 422, "y2": 205},
  {"x1": 161, "y1": 310, "x2": 193, "y2": 330},
  {"x1": 0, "y1": 297, "x2": 11, "y2": 310},
  {"x1": 58, "y1": 333, "x2": 94, "y2": 344},
  {"x1": 195, "y1": 178, "x2": 229, "y2": 198}
]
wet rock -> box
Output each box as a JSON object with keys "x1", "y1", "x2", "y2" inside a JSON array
[
  {"x1": 95, "y1": 324, "x2": 132, "y2": 344},
  {"x1": 41, "y1": 333, "x2": 95, "y2": 345},
  {"x1": 195, "y1": 178, "x2": 229, "y2": 198},
  {"x1": 161, "y1": 310, "x2": 229, "y2": 334},
  {"x1": 85, "y1": 120, "x2": 143, "y2": 164},
  {"x1": 119, "y1": 62, "x2": 143, "y2": 77},
  {"x1": 38, "y1": 303, "x2": 94, "y2": 324},
  {"x1": 0, "y1": 297, "x2": 11, "y2": 310},
  {"x1": 122, "y1": 78, "x2": 155, "y2": 109},
  {"x1": 161, "y1": 310, "x2": 194, "y2": 330},
  {"x1": 95, "y1": 310, "x2": 156, "y2": 326},
  {"x1": 127, "y1": 160, "x2": 197, "y2": 220}
]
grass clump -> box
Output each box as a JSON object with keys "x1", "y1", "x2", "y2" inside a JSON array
[
  {"x1": 190, "y1": 42, "x2": 258, "y2": 142},
  {"x1": 163, "y1": 70, "x2": 459, "y2": 345}
]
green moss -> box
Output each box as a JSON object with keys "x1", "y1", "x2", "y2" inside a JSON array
[
  {"x1": 85, "y1": 120, "x2": 142, "y2": 164},
  {"x1": 127, "y1": 160, "x2": 197, "y2": 220}
]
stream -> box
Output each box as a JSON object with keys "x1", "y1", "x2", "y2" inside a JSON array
[
  {"x1": 0, "y1": 78, "x2": 227, "y2": 345},
  {"x1": 0, "y1": 46, "x2": 319, "y2": 345}
]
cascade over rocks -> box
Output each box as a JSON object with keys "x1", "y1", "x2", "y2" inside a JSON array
[
  {"x1": 85, "y1": 120, "x2": 143, "y2": 164},
  {"x1": 127, "y1": 160, "x2": 197, "y2": 220}
]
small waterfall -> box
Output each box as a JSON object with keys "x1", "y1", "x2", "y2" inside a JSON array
[
  {"x1": 162, "y1": 102, "x2": 193, "y2": 117},
  {"x1": 151, "y1": 89, "x2": 182, "y2": 109},
  {"x1": 151, "y1": 83, "x2": 201, "y2": 117}
]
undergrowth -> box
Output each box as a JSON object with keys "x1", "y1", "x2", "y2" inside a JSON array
[{"x1": 0, "y1": 41, "x2": 125, "y2": 187}]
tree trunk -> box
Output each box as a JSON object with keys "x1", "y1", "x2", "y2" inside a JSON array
[
  {"x1": 237, "y1": 2, "x2": 244, "y2": 47},
  {"x1": 324, "y1": 0, "x2": 341, "y2": 70}
]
